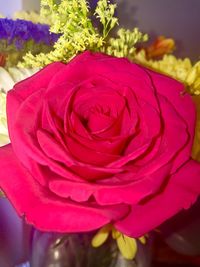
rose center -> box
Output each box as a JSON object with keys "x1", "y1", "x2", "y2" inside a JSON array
[{"x1": 80, "y1": 105, "x2": 116, "y2": 133}]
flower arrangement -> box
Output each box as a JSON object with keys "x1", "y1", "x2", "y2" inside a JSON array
[{"x1": 0, "y1": 0, "x2": 200, "y2": 265}]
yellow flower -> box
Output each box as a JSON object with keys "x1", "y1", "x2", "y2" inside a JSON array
[
  {"x1": 135, "y1": 51, "x2": 200, "y2": 95},
  {"x1": 0, "y1": 91, "x2": 9, "y2": 146},
  {"x1": 91, "y1": 225, "x2": 146, "y2": 260},
  {"x1": 192, "y1": 95, "x2": 200, "y2": 161}
]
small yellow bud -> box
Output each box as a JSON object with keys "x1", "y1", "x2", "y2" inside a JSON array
[
  {"x1": 116, "y1": 234, "x2": 137, "y2": 260},
  {"x1": 194, "y1": 78, "x2": 200, "y2": 90},
  {"x1": 186, "y1": 68, "x2": 197, "y2": 86},
  {"x1": 138, "y1": 236, "x2": 146, "y2": 245},
  {"x1": 91, "y1": 225, "x2": 111, "y2": 247}
]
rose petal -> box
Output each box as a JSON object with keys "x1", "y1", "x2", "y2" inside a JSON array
[
  {"x1": 115, "y1": 159, "x2": 200, "y2": 237},
  {"x1": 69, "y1": 129, "x2": 128, "y2": 155},
  {"x1": 7, "y1": 89, "x2": 48, "y2": 168},
  {"x1": 134, "y1": 94, "x2": 189, "y2": 176},
  {"x1": 36, "y1": 129, "x2": 123, "y2": 181},
  {"x1": 37, "y1": 129, "x2": 74, "y2": 167},
  {"x1": 49, "y1": 162, "x2": 172, "y2": 205},
  {"x1": 48, "y1": 52, "x2": 160, "y2": 112},
  {"x1": 146, "y1": 68, "x2": 195, "y2": 139},
  {"x1": 72, "y1": 85, "x2": 125, "y2": 120},
  {"x1": 87, "y1": 112, "x2": 116, "y2": 133},
  {"x1": 144, "y1": 68, "x2": 196, "y2": 172},
  {"x1": 10, "y1": 62, "x2": 65, "y2": 102},
  {"x1": 65, "y1": 135, "x2": 120, "y2": 167},
  {"x1": 124, "y1": 100, "x2": 161, "y2": 155},
  {"x1": 70, "y1": 111, "x2": 91, "y2": 138},
  {"x1": 70, "y1": 164, "x2": 122, "y2": 180},
  {"x1": 70, "y1": 84, "x2": 126, "y2": 138},
  {"x1": 0, "y1": 144, "x2": 129, "y2": 232},
  {"x1": 42, "y1": 102, "x2": 67, "y2": 147},
  {"x1": 49, "y1": 177, "x2": 153, "y2": 204},
  {"x1": 107, "y1": 141, "x2": 152, "y2": 168}
]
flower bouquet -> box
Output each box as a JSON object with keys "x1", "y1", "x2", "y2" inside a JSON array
[{"x1": 0, "y1": 1, "x2": 200, "y2": 266}]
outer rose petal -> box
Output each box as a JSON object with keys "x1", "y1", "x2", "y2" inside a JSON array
[
  {"x1": 6, "y1": 62, "x2": 65, "y2": 166},
  {"x1": 0, "y1": 145, "x2": 129, "y2": 232},
  {"x1": 49, "y1": 162, "x2": 172, "y2": 204},
  {"x1": 146, "y1": 68, "x2": 195, "y2": 137},
  {"x1": 115, "y1": 159, "x2": 200, "y2": 237},
  {"x1": 145, "y1": 68, "x2": 196, "y2": 171},
  {"x1": 48, "y1": 52, "x2": 160, "y2": 111},
  {"x1": 10, "y1": 62, "x2": 65, "y2": 101}
]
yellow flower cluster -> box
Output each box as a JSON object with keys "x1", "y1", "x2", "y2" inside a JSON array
[
  {"x1": 192, "y1": 96, "x2": 200, "y2": 161},
  {"x1": 136, "y1": 50, "x2": 200, "y2": 95},
  {"x1": 20, "y1": 0, "x2": 147, "y2": 68},
  {"x1": 103, "y1": 28, "x2": 148, "y2": 59},
  {"x1": 92, "y1": 225, "x2": 146, "y2": 260},
  {"x1": 14, "y1": 11, "x2": 53, "y2": 25},
  {"x1": 19, "y1": 0, "x2": 115, "y2": 67}
]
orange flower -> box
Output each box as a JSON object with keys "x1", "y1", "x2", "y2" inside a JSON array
[
  {"x1": 146, "y1": 36, "x2": 175, "y2": 59},
  {"x1": 0, "y1": 54, "x2": 6, "y2": 67}
]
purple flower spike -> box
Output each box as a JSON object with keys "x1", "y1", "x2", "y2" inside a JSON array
[{"x1": 0, "y1": 18, "x2": 59, "y2": 50}]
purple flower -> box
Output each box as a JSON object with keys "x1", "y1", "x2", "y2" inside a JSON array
[{"x1": 0, "y1": 18, "x2": 59, "y2": 50}]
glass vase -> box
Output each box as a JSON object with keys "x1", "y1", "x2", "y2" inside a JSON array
[{"x1": 30, "y1": 230, "x2": 152, "y2": 267}]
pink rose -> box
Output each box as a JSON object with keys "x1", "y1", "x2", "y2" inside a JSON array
[{"x1": 0, "y1": 51, "x2": 200, "y2": 237}]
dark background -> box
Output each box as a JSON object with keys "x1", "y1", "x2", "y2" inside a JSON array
[{"x1": 116, "y1": 0, "x2": 200, "y2": 61}]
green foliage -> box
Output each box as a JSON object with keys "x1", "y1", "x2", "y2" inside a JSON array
[
  {"x1": 1, "y1": 40, "x2": 52, "y2": 67},
  {"x1": 19, "y1": 0, "x2": 148, "y2": 68},
  {"x1": 95, "y1": 0, "x2": 118, "y2": 38}
]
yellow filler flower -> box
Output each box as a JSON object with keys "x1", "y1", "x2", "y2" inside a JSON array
[
  {"x1": 92, "y1": 225, "x2": 146, "y2": 260},
  {"x1": 136, "y1": 51, "x2": 200, "y2": 95}
]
